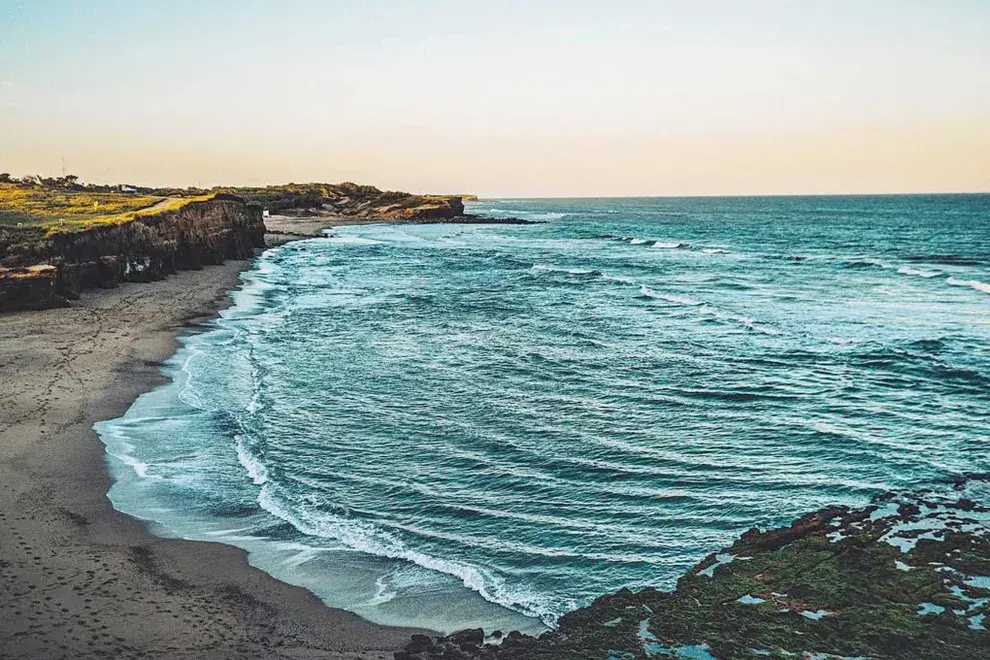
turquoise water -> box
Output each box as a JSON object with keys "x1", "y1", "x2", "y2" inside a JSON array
[{"x1": 97, "y1": 195, "x2": 990, "y2": 633}]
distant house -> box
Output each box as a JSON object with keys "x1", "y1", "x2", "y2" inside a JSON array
[
  {"x1": 120, "y1": 185, "x2": 138, "y2": 193},
  {"x1": 262, "y1": 209, "x2": 271, "y2": 218}
]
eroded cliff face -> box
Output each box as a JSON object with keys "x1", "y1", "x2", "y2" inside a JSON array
[{"x1": 0, "y1": 195, "x2": 264, "y2": 312}]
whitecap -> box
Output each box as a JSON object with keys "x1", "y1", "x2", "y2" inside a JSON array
[
  {"x1": 477, "y1": 208, "x2": 567, "y2": 221},
  {"x1": 532, "y1": 264, "x2": 596, "y2": 275},
  {"x1": 639, "y1": 286, "x2": 702, "y2": 306},
  {"x1": 701, "y1": 248, "x2": 729, "y2": 254},
  {"x1": 640, "y1": 288, "x2": 779, "y2": 333},
  {"x1": 897, "y1": 266, "x2": 941, "y2": 279},
  {"x1": 630, "y1": 238, "x2": 649, "y2": 245},
  {"x1": 653, "y1": 241, "x2": 687, "y2": 249},
  {"x1": 699, "y1": 305, "x2": 781, "y2": 335},
  {"x1": 235, "y1": 435, "x2": 269, "y2": 486},
  {"x1": 323, "y1": 235, "x2": 386, "y2": 245},
  {"x1": 947, "y1": 277, "x2": 990, "y2": 295}
]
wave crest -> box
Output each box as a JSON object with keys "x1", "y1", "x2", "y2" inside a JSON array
[
  {"x1": 897, "y1": 266, "x2": 941, "y2": 279},
  {"x1": 947, "y1": 277, "x2": 990, "y2": 295},
  {"x1": 532, "y1": 264, "x2": 600, "y2": 276}
]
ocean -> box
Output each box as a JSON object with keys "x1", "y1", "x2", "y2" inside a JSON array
[{"x1": 96, "y1": 195, "x2": 990, "y2": 635}]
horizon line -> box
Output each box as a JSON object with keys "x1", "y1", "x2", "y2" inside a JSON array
[
  {"x1": 3, "y1": 174, "x2": 988, "y2": 200},
  {"x1": 473, "y1": 190, "x2": 990, "y2": 200}
]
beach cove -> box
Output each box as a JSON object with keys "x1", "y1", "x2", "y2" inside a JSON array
[
  {"x1": 2, "y1": 193, "x2": 988, "y2": 659},
  {"x1": 0, "y1": 256, "x2": 432, "y2": 658},
  {"x1": 92, "y1": 195, "x2": 990, "y2": 655}
]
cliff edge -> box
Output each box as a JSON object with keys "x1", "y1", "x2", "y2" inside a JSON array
[
  {"x1": 220, "y1": 182, "x2": 466, "y2": 221},
  {"x1": 0, "y1": 193, "x2": 264, "y2": 312}
]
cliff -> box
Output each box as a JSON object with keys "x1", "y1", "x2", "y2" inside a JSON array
[
  {"x1": 399, "y1": 480, "x2": 990, "y2": 659},
  {"x1": 221, "y1": 182, "x2": 466, "y2": 221},
  {"x1": 0, "y1": 195, "x2": 264, "y2": 312}
]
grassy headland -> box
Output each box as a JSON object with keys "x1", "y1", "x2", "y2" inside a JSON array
[
  {"x1": 0, "y1": 176, "x2": 468, "y2": 239},
  {"x1": 215, "y1": 182, "x2": 465, "y2": 221},
  {"x1": 0, "y1": 182, "x2": 216, "y2": 238}
]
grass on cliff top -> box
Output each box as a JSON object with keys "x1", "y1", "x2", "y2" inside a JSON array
[{"x1": 0, "y1": 184, "x2": 215, "y2": 235}]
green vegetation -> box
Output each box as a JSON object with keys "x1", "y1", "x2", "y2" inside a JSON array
[
  {"x1": 0, "y1": 183, "x2": 163, "y2": 227},
  {"x1": 0, "y1": 181, "x2": 216, "y2": 237},
  {"x1": 401, "y1": 489, "x2": 990, "y2": 659},
  {"x1": 0, "y1": 175, "x2": 466, "y2": 240},
  {"x1": 215, "y1": 182, "x2": 464, "y2": 220},
  {"x1": 216, "y1": 182, "x2": 380, "y2": 213}
]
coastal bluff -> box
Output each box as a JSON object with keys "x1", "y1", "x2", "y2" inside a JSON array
[
  {"x1": 231, "y1": 181, "x2": 468, "y2": 222},
  {"x1": 0, "y1": 179, "x2": 532, "y2": 311},
  {"x1": 0, "y1": 194, "x2": 265, "y2": 312},
  {"x1": 0, "y1": 179, "x2": 499, "y2": 312}
]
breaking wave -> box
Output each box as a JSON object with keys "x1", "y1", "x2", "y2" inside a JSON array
[{"x1": 947, "y1": 277, "x2": 990, "y2": 295}]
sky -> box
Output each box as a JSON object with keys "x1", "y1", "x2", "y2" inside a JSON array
[{"x1": 1, "y1": 0, "x2": 988, "y2": 196}]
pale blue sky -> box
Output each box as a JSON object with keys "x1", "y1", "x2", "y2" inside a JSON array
[{"x1": 1, "y1": 1, "x2": 988, "y2": 195}]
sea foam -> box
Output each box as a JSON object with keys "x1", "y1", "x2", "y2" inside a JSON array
[
  {"x1": 254, "y1": 483, "x2": 564, "y2": 623},
  {"x1": 897, "y1": 266, "x2": 941, "y2": 279},
  {"x1": 947, "y1": 277, "x2": 990, "y2": 295},
  {"x1": 532, "y1": 264, "x2": 598, "y2": 275}
]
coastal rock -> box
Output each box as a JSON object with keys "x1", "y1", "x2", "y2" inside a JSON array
[
  {"x1": 225, "y1": 182, "x2": 467, "y2": 221},
  {"x1": 398, "y1": 482, "x2": 990, "y2": 659},
  {"x1": 0, "y1": 195, "x2": 264, "y2": 312},
  {"x1": 0, "y1": 265, "x2": 65, "y2": 310}
]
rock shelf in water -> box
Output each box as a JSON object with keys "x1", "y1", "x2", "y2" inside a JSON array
[{"x1": 398, "y1": 480, "x2": 990, "y2": 659}]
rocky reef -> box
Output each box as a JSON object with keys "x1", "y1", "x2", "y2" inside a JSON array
[
  {"x1": 398, "y1": 480, "x2": 990, "y2": 659},
  {"x1": 0, "y1": 194, "x2": 264, "y2": 312}
]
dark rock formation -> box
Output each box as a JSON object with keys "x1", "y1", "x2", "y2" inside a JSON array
[
  {"x1": 398, "y1": 481, "x2": 990, "y2": 659},
  {"x1": 0, "y1": 265, "x2": 64, "y2": 311},
  {"x1": 224, "y1": 182, "x2": 467, "y2": 221},
  {"x1": 0, "y1": 195, "x2": 264, "y2": 312}
]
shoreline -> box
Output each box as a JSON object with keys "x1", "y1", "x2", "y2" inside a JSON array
[{"x1": 0, "y1": 252, "x2": 432, "y2": 658}]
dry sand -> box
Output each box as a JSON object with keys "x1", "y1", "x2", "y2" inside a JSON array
[{"x1": 0, "y1": 260, "x2": 430, "y2": 659}]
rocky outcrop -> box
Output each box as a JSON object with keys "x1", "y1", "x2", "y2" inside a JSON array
[
  {"x1": 375, "y1": 195, "x2": 466, "y2": 221},
  {"x1": 399, "y1": 479, "x2": 990, "y2": 659},
  {"x1": 225, "y1": 183, "x2": 467, "y2": 221},
  {"x1": 0, "y1": 195, "x2": 264, "y2": 312},
  {"x1": 0, "y1": 265, "x2": 62, "y2": 311}
]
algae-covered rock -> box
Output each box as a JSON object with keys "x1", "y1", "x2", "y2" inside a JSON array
[{"x1": 399, "y1": 480, "x2": 990, "y2": 659}]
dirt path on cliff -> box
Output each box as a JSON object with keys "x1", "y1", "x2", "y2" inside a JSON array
[
  {"x1": 0, "y1": 263, "x2": 430, "y2": 659},
  {"x1": 145, "y1": 196, "x2": 177, "y2": 211}
]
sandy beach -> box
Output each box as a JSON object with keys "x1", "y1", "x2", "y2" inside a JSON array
[{"x1": 0, "y1": 260, "x2": 430, "y2": 659}]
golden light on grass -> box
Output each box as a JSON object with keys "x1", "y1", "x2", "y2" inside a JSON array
[{"x1": 0, "y1": 183, "x2": 216, "y2": 235}]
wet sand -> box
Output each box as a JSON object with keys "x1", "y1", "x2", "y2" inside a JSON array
[{"x1": 0, "y1": 260, "x2": 431, "y2": 659}]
